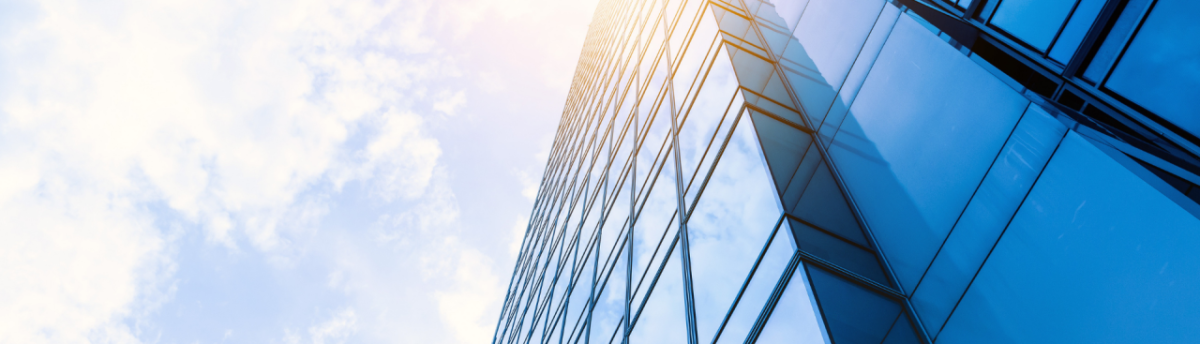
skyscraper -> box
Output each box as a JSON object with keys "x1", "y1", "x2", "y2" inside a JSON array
[{"x1": 492, "y1": 0, "x2": 1200, "y2": 343}]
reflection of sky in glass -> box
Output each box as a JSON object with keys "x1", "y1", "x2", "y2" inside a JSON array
[
  {"x1": 1106, "y1": 0, "x2": 1200, "y2": 137},
  {"x1": 989, "y1": 0, "x2": 1076, "y2": 51},
  {"x1": 1047, "y1": 0, "x2": 1105, "y2": 63},
  {"x1": 688, "y1": 110, "x2": 783, "y2": 342}
]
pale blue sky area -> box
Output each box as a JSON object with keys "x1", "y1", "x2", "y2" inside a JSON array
[{"x1": 0, "y1": 0, "x2": 598, "y2": 343}]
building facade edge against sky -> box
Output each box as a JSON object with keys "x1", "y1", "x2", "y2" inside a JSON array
[{"x1": 496, "y1": 0, "x2": 1200, "y2": 343}]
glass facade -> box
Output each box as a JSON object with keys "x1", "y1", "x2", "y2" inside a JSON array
[{"x1": 493, "y1": 0, "x2": 1200, "y2": 343}]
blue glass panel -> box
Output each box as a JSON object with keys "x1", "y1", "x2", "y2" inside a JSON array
[
  {"x1": 749, "y1": 110, "x2": 813, "y2": 195},
  {"x1": 688, "y1": 111, "x2": 783, "y2": 342},
  {"x1": 1047, "y1": 0, "x2": 1105, "y2": 63},
  {"x1": 989, "y1": 0, "x2": 1077, "y2": 51},
  {"x1": 629, "y1": 242, "x2": 687, "y2": 342},
  {"x1": 938, "y1": 132, "x2": 1200, "y2": 343},
  {"x1": 754, "y1": 259, "x2": 827, "y2": 344},
  {"x1": 880, "y1": 313, "x2": 921, "y2": 344},
  {"x1": 792, "y1": 161, "x2": 869, "y2": 248},
  {"x1": 779, "y1": 142, "x2": 820, "y2": 212},
  {"x1": 807, "y1": 265, "x2": 902, "y2": 344},
  {"x1": 790, "y1": 219, "x2": 887, "y2": 284},
  {"x1": 910, "y1": 105, "x2": 1065, "y2": 335},
  {"x1": 828, "y1": 14, "x2": 1029, "y2": 293},
  {"x1": 1081, "y1": 0, "x2": 1152, "y2": 82},
  {"x1": 790, "y1": 0, "x2": 885, "y2": 90},
  {"x1": 1105, "y1": 0, "x2": 1200, "y2": 137},
  {"x1": 713, "y1": 221, "x2": 796, "y2": 344},
  {"x1": 779, "y1": 0, "x2": 886, "y2": 124}
]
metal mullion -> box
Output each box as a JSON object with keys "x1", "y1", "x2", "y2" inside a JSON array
[
  {"x1": 1097, "y1": 0, "x2": 1157, "y2": 87},
  {"x1": 659, "y1": 3, "x2": 700, "y2": 343},
  {"x1": 1063, "y1": 0, "x2": 1124, "y2": 78}
]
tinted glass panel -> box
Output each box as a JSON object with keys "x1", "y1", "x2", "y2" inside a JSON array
[
  {"x1": 1105, "y1": 0, "x2": 1200, "y2": 137},
  {"x1": 790, "y1": 219, "x2": 887, "y2": 284},
  {"x1": 939, "y1": 132, "x2": 1200, "y2": 343},
  {"x1": 989, "y1": 0, "x2": 1077, "y2": 51},
  {"x1": 828, "y1": 14, "x2": 1029, "y2": 293},
  {"x1": 1047, "y1": 0, "x2": 1105, "y2": 63},
  {"x1": 806, "y1": 265, "x2": 902, "y2": 344},
  {"x1": 689, "y1": 109, "x2": 783, "y2": 342},
  {"x1": 1081, "y1": 0, "x2": 1152, "y2": 82},
  {"x1": 910, "y1": 105, "x2": 1065, "y2": 335}
]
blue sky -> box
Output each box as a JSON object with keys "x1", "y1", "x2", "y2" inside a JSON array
[{"x1": 0, "y1": 0, "x2": 598, "y2": 342}]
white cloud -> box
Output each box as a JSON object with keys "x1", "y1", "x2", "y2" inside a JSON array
[
  {"x1": 0, "y1": 0, "x2": 456, "y2": 341},
  {"x1": 0, "y1": 0, "x2": 598, "y2": 342}
]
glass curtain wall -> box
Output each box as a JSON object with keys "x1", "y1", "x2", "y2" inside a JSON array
[{"x1": 496, "y1": 0, "x2": 1200, "y2": 343}]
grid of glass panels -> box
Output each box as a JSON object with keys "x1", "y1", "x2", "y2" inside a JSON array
[
  {"x1": 497, "y1": 0, "x2": 1200, "y2": 343},
  {"x1": 491, "y1": 1, "x2": 830, "y2": 343}
]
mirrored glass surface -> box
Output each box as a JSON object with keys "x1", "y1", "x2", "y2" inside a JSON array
[
  {"x1": 989, "y1": 0, "x2": 1076, "y2": 52},
  {"x1": 629, "y1": 241, "x2": 688, "y2": 343},
  {"x1": 911, "y1": 105, "x2": 1066, "y2": 335},
  {"x1": 939, "y1": 132, "x2": 1200, "y2": 343},
  {"x1": 806, "y1": 265, "x2": 902, "y2": 344},
  {"x1": 828, "y1": 14, "x2": 1029, "y2": 293},
  {"x1": 688, "y1": 109, "x2": 783, "y2": 342},
  {"x1": 754, "y1": 259, "x2": 827, "y2": 344},
  {"x1": 1081, "y1": 0, "x2": 1152, "y2": 82},
  {"x1": 1047, "y1": 0, "x2": 1105, "y2": 63},
  {"x1": 1105, "y1": 0, "x2": 1200, "y2": 137},
  {"x1": 712, "y1": 220, "x2": 796, "y2": 344}
]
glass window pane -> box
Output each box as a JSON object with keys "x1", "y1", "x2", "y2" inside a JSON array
[
  {"x1": 754, "y1": 259, "x2": 827, "y2": 344},
  {"x1": 790, "y1": 219, "x2": 888, "y2": 284},
  {"x1": 792, "y1": 161, "x2": 869, "y2": 247},
  {"x1": 688, "y1": 110, "x2": 783, "y2": 342},
  {"x1": 713, "y1": 221, "x2": 796, "y2": 344},
  {"x1": 880, "y1": 313, "x2": 921, "y2": 344},
  {"x1": 938, "y1": 132, "x2": 1200, "y2": 343},
  {"x1": 910, "y1": 105, "x2": 1065, "y2": 336},
  {"x1": 631, "y1": 158, "x2": 679, "y2": 305},
  {"x1": 1081, "y1": 0, "x2": 1152, "y2": 82},
  {"x1": 1104, "y1": 0, "x2": 1200, "y2": 137},
  {"x1": 828, "y1": 14, "x2": 1030, "y2": 293},
  {"x1": 989, "y1": 0, "x2": 1078, "y2": 51},
  {"x1": 628, "y1": 242, "x2": 688, "y2": 342},
  {"x1": 1047, "y1": 0, "x2": 1106, "y2": 63},
  {"x1": 807, "y1": 265, "x2": 903, "y2": 344}
]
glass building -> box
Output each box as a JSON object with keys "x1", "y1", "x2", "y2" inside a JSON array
[{"x1": 492, "y1": 0, "x2": 1200, "y2": 343}]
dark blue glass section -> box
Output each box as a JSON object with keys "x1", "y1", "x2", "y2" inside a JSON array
[
  {"x1": 1082, "y1": 0, "x2": 1152, "y2": 82},
  {"x1": 1105, "y1": 0, "x2": 1200, "y2": 137},
  {"x1": 880, "y1": 313, "x2": 921, "y2": 344},
  {"x1": 828, "y1": 14, "x2": 1029, "y2": 293},
  {"x1": 753, "y1": 257, "x2": 827, "y2": 344},
  {"x1": 989, "y1": 0, "x2": 1077, "y2": 51},
  {"x1": 790, "y1": 218, "x2": 887, "y2": 284},
  {"x1": 1047, "y1": 0, "x2": 1105, "y2": 63},
  {"x1": 938, "y1": 132, "x2": 1200, "y2": 343},
  {"x1": 807, "y1": 265, "x2": 902, "y2": 344},
  {"x1": 749, "y1": 110, "x2": 813, "y2": 194},
  {"x1": 910, "y1": 105, "x2": 1065, "y2": 335},
  {"x1": 713, "y1": 221, "x2": 797, "y2": 344},
  {"x1": 688, "y1": 110, "x2": 782, "y2": 342},
  {"x1": 792, "y1": 161, "x2": 869, "y2": 247}
]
